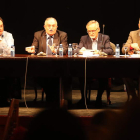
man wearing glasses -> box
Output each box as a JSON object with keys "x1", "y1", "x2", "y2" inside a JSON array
[
  {"x1": 76, "y1": 20, "x2": 114, "y2": 54},
  {"x1": 77, "y1": 20, "x2": 114, "y2": 108}
]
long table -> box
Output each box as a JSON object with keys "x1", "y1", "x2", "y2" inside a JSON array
[{"x1": 1, "y1": 54, "x2": 140, "y2": 107}]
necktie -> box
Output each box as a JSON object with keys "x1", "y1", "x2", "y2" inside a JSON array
[
  {"x1": 46, "y1": 36, "x2": 53, "y2": 55},
  {"x1": 48, "y1": 36, "x2": 52, "y2": 46}
]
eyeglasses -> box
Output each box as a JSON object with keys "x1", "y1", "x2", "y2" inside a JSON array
[{"x1": 87, "y1": 28, "x2": 98, "y2": 33}]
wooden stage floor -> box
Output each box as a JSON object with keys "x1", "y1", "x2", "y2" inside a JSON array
[{"x1": 0, "y1": 89, "x2": 129, "y2": 117}]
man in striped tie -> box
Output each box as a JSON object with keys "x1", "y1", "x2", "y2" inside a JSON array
[
  {"x1": 26, "y1": 17, "x2": 69, "y2": 107},
  {"x1": 27, "y1": 17, "x2": 68, "y2": 55}
]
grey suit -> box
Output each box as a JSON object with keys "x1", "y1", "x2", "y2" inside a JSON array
[
  {"x1": 32, "y1": 30, "x2": 68, "y2": 54},
  {"x1": 76, "y1": 33, "x2": 114, "y2": 55}
]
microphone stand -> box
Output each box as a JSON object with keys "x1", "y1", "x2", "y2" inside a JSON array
[{"x1": 101, "y1": 24, "x2": 105, "y2": 52}]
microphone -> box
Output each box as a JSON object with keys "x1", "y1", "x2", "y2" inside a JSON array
[
  {"x1": 101, "y1": 24, "x2": 105, "y2": 51},
  {"x1": 103, "y1": 24, "x2": 105, "y2": 34}
]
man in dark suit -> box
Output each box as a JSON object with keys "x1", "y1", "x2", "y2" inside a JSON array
[
  {"x1": 76, "y1": 20, "x2": 114, "y2": 55},
  {"x1": 77, "y1": 20, "x2": 114, "y2": 108},
  {"x1": 26, "y1": 17, "x2": 68, "y2": 106},
  {"x1": 27, "y1": 17, "x2": 68, "y2": 55}
]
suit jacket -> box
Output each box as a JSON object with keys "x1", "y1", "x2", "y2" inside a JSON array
[
  {"x1": 122, "y1": 30, "x2": 140, "y2": 54},
  {"x1": 76, "y1": 33, "x2": 114, "y2": 55},
  {"x1": 32, "y1": 30, "x2": 68, "y2": 54}
]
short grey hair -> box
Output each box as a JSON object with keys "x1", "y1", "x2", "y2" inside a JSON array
[
  {"x1": 44, "y1": 17, "x2": 58, "y2": 26},
  {"x1": 86, "y1": 20, "x2": 99, "y2": 29}
]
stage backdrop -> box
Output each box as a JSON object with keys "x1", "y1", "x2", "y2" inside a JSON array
[{"x1": 1, "y1": 0, "x2": 140, "y2": 54}]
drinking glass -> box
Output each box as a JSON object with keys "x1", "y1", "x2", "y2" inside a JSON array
[
  {"x1": 123, "y1": 43, "x2": 128, "y2": 57},
  {"x1": 72, "y1": 43, "x2": 78, "y2": 55},
  {"x1": 53, "y1": 43, "x2": 59, "y2": 56}
]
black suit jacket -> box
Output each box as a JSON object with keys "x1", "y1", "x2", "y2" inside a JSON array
[
  {"x1": 76, "y1": 33, "x2": 114, "y2": 55},
  {"x1": 32, "y1": 30, "x2": 68, "y2": 54}
]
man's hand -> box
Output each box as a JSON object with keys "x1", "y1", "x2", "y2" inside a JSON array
[
  {"x1": 48, "y1": 44, "x2": 56, "y2": 53},
  {"x1": 131, "y1": 43, "x2": 140, "y2": 51},
  {"x1": 25, "y1": 46, "x2": 35, "y2": 53}
]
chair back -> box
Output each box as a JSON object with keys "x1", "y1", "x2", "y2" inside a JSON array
[
  {"x1": 2, "y1": 99, "x2": 19, "y2": 140},
  {"x1": 110, "y1": 42, "x2": 116, "y2": 52}
]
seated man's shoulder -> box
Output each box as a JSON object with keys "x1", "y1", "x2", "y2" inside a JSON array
[
  {"x1": 130, "y1": 30, "x2": 139, "y2": 34},
  {"x1": 104, "y1": 34, "x2": 110, "y2": 39},
  {"x1": 57, "y1": 30, "x2": 67, "y2": 36},
  {"x1": 99, "y1": 33, "x2": 109, "y2": 38},
  {"x1": 80, "y1": 35, "x2": 88, "y2": 39},
  {"x1": 3, "y1": 31, "x2": 13, "y2": 36},
  {"x1": 104, "y1": 34, "x2": 109, "y2": 37}
]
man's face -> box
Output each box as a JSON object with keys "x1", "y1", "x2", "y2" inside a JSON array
[
  {"x1": 0, "y1": 20, "x2": 4, "y2": 36},
  {"x1": 87, "y1": 24, "x2": 100, "y2": 39},
  {"x1": 44, "y1": 19, "x2": 58, "y2": 36}
]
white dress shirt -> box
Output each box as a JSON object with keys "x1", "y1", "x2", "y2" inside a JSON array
[
  {"x1": 0, "y1": 31, "x2": 14, "y2": 47},
  {"x1": 91, "y1": 37, "x2": 98, "y2": 51}
]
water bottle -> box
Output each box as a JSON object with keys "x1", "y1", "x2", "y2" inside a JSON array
[
  {"x1": 59, "y1": 44, "x2": 63, "y2": 56},
  {"x1": 68, "y1": 43, "x2": 72, "y2": 57},
  {"x1": 11, "y1": 45, "x2": 15, "y2": 57},
  {"x1": 115, "y1": 44, "x2": 120, "y2": 57}
]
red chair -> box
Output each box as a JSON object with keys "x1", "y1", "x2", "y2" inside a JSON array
[{"x1": 2, "y1": 99, "x2": 19, "y2": 140}]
